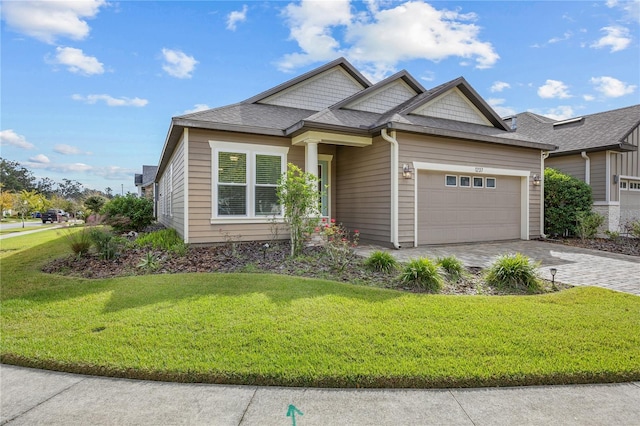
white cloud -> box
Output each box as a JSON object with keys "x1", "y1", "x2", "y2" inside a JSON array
[
  {"x1": 590, "y1": 76, "x2": 637, "y2": 97},
  {"x1": 93, "y1": 165, "x2": 137, "y2": 180},
  {"x1": 542, "y1": 106, "x2": 575, "y2": 121},
  {"x1": 161, "y1": 48, "x2": 198, "y2": 79},
  {"x1": 583, "y1": 94, "x2": 595, "y2": 101},
  {"x1": 537, "y1": 80, "x2": 571, "y2": 99},
  {"x1": 227, "y1": 5, "x2": 248, "y2": 31},
  {"x1": 606, "y1": 0, "x2": 640, "y2": 24},
  {"x1": 490, "y1": 81, "x2": 511, "y2": 92},
  {"x1": 29, "y1": 154, "x2": 50, "y2": 164},
  {"x1": 487, "y1": 98, "x2": 516, "y2": 118},
  {"x1": 54, "y1": 144, "x2": 92, "y2": 155},
  {"x1": 548, "y1": 31, "x2": 573, "y2": 44},
  {"x1": 26, "y1": 161, "x2": 93, "y2": 173},
  {"x1": 72, "y1": 94, "x2": 148, "y2": 107},
  {"x1": 183, "y1": 104, "x2": 211, "y2": 114},
  {"x1": 1, "y1": 0, "x2": 106, "y2": 44},
  {"x1": 52, "y1": 47, "x2": 104, "y2": 75},
  {"x1": 278, "y1": 0, "x2": 499, "y2": 80},
  {"x1": 590, "y1": 26, "x2": 631, "y2": 52},
  {"x1": 0, "y1": 129, "x2": 35, "y2": 150}
]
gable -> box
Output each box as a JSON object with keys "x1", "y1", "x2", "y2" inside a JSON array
[
  {"x1": 345, "y1": 80, "x2": 418, "y2": 114},
  {"x1": 259, "y1": 67, "x2": 365, "y2": 111},
  {"x1": 411, "y1": 88, "x2": 492, "y2": 126}
]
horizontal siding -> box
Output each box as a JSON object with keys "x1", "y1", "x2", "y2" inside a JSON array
[
  {"x1": 186, "y1": 129, "x2": 303, "y2": 244},
  {"x1": 546, "y1": 155, "x2": 585, "y2": 181},
  {"x1": 398, "y1": 132, "x2": 543, "y2": 243},
  {"x1": 158, "y1": 137, "x2": 185, "y2": 237},
  {"x1": 336, "y1": 137, "x2": 391, "y2": 244}
]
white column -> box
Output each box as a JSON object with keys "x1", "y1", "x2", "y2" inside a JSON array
[{"x1": 305, "y1": 140, "x2": 319, "y2": 178}]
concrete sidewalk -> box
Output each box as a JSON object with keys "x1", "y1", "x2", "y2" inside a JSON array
[{"x1": 2, "y1": 365, "x2": 639, "y2": 425}]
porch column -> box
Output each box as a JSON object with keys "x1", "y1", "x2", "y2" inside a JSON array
[{"x1": 305, "y1": 140, "x2": 319, "y2": 179}]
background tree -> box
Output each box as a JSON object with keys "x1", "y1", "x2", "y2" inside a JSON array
[
  {"x1": 0, "y1": 158, "x2": 35, "y2": 192},
  {"x1": 57, "y1": 178, "x2": 84, "y2": 200},
  {"x1": 1, "y1": 189, "x2": 14, "y2": 217},
  {"x1": 35, "y1": 177, "x2": 56, "y2": 198},
  {"x1": 104, "y1": 187, "x2": 114, "y2": 199},
  {"x1": 14, "y1": 190, "x2": 41, "y2": 227},
  {"x1": 84, "y1": 195, "x2": 106, "y2": 215}
]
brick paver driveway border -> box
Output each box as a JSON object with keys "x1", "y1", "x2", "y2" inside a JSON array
[{"x1": 356, "y1": 240, "x2": 640, "y2": 295}]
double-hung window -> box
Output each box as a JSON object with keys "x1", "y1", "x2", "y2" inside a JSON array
[{"x1": 211, "y1": 141, "x2": 288, "y2": 222}]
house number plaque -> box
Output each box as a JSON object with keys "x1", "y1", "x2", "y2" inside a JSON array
[{"x1": 475, "y1": 167, "x2": 483, "y2": 172}]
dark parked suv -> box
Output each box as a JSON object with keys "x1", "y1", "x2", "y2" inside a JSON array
[{"x1": 41, "y1": 209, "x2": 69, "y2": 223}]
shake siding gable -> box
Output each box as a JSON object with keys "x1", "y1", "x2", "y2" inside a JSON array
[
  {"x1": 412, "y1": 89, "x2": 491, "y2": 126},
  {"x1": 260, "y1": 68, "x2": 365, "y2": 111},
  {"x1": 346, "y1": 81, "x2": 417, "y2": 114}
]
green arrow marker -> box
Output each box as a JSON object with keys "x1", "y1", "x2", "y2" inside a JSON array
[{"x1": 287, "y1": 404, "x2": 303, "y2": 426}]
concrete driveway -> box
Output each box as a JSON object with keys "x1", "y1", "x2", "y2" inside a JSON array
[{"x1": 356, "y1": 240, "x2": 640, "y2": 295}]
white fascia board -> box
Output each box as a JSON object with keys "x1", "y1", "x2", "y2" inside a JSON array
[{"x1": 413, "y1": 162, "x2": 530, "y2": 177}]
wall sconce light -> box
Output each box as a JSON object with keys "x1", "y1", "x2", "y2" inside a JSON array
[
  {"x1": 402, "y1": 164, "x2": 414, "y2": 179},
  {"x1": 532, "y1": 174, "x2": 541, "y2": 186},
  {"x1": 613, "y1": 174, "x2": 619, "y2": 184}
]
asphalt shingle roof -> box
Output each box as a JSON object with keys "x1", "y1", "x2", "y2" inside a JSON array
[{"x1": 511, "y1": 105, "x2": 640, "y2": 154}]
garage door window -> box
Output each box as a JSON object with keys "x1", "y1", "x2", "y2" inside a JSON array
[
  {"x1": 620, "y1": 181, "x2": 628, "y2": 189},
  {"x1": 486, "y1": 177, "x2": 496, "y2": 189},
  {"x1": 473, "y1": 177, "x2": 484, "y2": 188},
  {"x1": 631, "y1": 182, "x2": 640, "y2": 191},
  {"x1": 460, "y1": 176, "x2": 471, "y2": 187},
  {"x1": 445, "y1": 175, "x2": 457, "y2": 187}
]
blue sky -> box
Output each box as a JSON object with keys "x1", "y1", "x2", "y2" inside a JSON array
[{"x1": 1, "y1": 0, "x2": 639, "y2": 194}]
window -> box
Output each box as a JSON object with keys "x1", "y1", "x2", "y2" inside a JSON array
[
  {"x1": 211, "y1": 141, "x2": 288, "y2": 221},
  {"x1": 620, "y1": 180, "x2": 628, "y2": 190},
  {"x1": 459, "y1": 176, "x2": 471, "y2": 187},
  {"x1": 473, "y1": 177, "x2": 484, "y2": 188},
  {"x1": 445, "y1": 175, "x2": 457, "y2": 187},
  {"x1": 631, "y1": 181, "x2": 640, "y2": 191},
  {"x1": 486, "y1": 177, "x2": 496, "y2": 189}
]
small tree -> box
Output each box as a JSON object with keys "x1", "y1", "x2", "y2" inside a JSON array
[
  {"x1": 102, "y1": 193, "x2": 154, "y2": 232},
  {"x1": 544, "y1": 168, "x2": 593, "y2": 237},
  {"x1": 277, "y1": 163, "x2": 320, "y2": 257},
  {"x1": 84, "y1": 195, "x2": 107, "y2": 215}
]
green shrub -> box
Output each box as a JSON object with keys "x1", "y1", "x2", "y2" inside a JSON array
[
  {"x1": 437, "y1": 255, "x2": 464, "y2": 282},
  {"x1": 137, "y1": 252, "x2": 161, "y2": 272},
  {"x1": 575, "y1": 211, "x2": 605, "y2": 240},
  {"x1": 65, "y1": 227, "x2": 92, "y2": 257},
  {"x1": 485, "y1": 253, "x2": 541, "y2": 293},
  {"x1": 544, "y1": 168, "x2": 593, "y2": 237},
  {"x1": 89, "y1": 228, "x2": 121, "y2": 260},
  {"x1": 604, "y1": 230, "x2": 620, "y2": 240},
  {"x1": 364, "y1": 250, "x2": 398, "y2": 273},
  {"x1": 102, "y1": 194, "x2": 154, "y2": 233},
  {"x1": 400, "y1": 258, "x2": 443, "y2": 293},
  {"x1": 629, "y1": 220, "x2": 640, "y2": 238},
  {"x1": 136, "y1": 228, "x2": 187, "y2": 255}
]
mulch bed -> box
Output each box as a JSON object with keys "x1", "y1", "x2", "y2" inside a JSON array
[
  {"x1": 42, "y1": 240, "x2": 565, "y2": 296},
  {"x1": 544, "y1": 237, "x2": 640, "y2": 257}
]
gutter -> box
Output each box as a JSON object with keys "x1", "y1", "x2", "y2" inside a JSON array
[
  {"x1": 380, "y1": 128, "x2": 401, "y2": 249},
  {"x1": 581, "y1": 151, "x2": 591, "y2": 184}
]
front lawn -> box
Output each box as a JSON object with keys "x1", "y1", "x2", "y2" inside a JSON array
[{"x1": 1, "y1": 230, "x2": 639, "y2": 387}]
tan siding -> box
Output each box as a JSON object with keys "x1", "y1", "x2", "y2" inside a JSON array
[
  {"x1": 398, "y1": 132, "x2": 543, "y2": 243},
  {"x1": 546, "y1": 155, "x2": 585, "y2": 181},
  {"x1": 186, "y1": 129, "x2": 303, "y2": 244},
  {"x1": 158, "y1": 137, "x2": 185, "y2": 237},
  {"x1": 589, "y1": 151, "x2": 606, "y2": 202},
  {"x1": 336, "y1": 137, "x2": 391, "y2": 244}
]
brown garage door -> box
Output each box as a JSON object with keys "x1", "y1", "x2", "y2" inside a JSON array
[{"x1": 417, "y1": 171, "x2": 521, "y2": 244}]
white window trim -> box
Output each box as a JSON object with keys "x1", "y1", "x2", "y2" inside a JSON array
[
  {"x1": 445, "y1": 174, "x2": 457, "y2": 187},
  {"x1": 209, "y1": 141, "x2": 289, "y2": 224},
  {"x1": 486, "y1": 177, "x2": 497, "y2": 189},
  {"x1": 472, "y1": 176, "x2": 484, "y2": 188},
  {"x1": 459, "y1": 175, "x2": 471, "y2": 188}
]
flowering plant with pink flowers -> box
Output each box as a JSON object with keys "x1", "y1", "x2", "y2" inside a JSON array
[{"x1": 318, "y1": 217, "x2": 360, "y2": 270}]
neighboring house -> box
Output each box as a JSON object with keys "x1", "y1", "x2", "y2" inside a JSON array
[
  {"x1": 508, "y1": 105, "x2": 640, "y2": 233},
  {"x1": 134, "y1": 165, "x2": 158, "y2": 199},
  {"x1": 155, "y1": 58, "x2": 555, "y2": 247}
]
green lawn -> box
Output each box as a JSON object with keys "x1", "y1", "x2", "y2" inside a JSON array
[{"x1": 1, "y1": 230, "x2": 640, "y2": 388}]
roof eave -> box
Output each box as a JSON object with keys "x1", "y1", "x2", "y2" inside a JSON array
[
  {"x1": 285, "y1": 120, "x2": 371, "y2": 138},
  {"x1": 378, "y1": 122, "x2": 557, "y2": 151},
  {"x1": 550, "y1": 142, "x2": 638, "y2": 157}
]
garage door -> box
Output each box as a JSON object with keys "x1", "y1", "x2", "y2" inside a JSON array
[
  {"x1": 620, "y1": 180, "x2": 640, "y2": 224},
  {"x1": 417, "y1": 171, "x2": 521, "y2": 245}
]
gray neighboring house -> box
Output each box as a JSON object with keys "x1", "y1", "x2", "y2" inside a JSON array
[
  {"x1": 154, "y1": 58, "x2": 556, "y2": 247},
  {"x1": 134, "y1": 165, "x2": 158, "y2": 199},
  {"x1": 507, "y1": 105, "x2": 640, "y2": 233}
]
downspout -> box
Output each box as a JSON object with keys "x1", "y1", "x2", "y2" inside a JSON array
[
  {"x1": 581, "y1": 151, "x2": 590, "y2": 184},
  {"x1": 380, "y1": 128, "x2": 401, "y2": 249}
]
